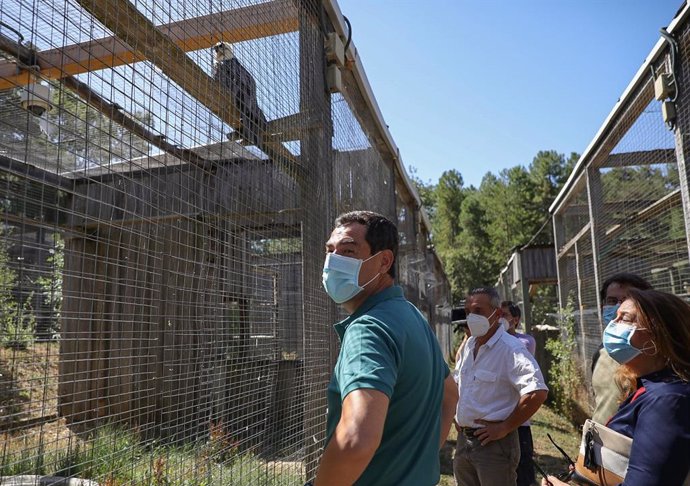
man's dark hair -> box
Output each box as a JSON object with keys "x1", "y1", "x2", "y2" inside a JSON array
[
  {"x1": 599, "y1": 273, "x2": 652, "y2": 302},
  {"x1": 508, "y1": 304, "x2": 521, "y2": 319},
  {"x1": 467, "y1": 287, "x2": 500, "y2": 308},
  {"x1": 335, "y1": 210, "x2": 398, "y2": 278}
]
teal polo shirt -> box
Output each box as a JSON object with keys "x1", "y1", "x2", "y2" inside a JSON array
[{"x1": 326, "y1": 285, "x2": 449, "y2": 486}]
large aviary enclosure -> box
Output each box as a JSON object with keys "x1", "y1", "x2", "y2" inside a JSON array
[
  {"x1": 0, "y1": 0, "x2": 451, "y2": 484},
  {"x1": 550, "y1": 3, "x2": 690, "y2": 386}
]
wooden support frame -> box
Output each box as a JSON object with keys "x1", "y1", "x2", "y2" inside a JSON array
[
  {"x1": 557, "y1": 222, "x2": 592, "y2": 261},
  {"x1": 600, "y1": 148, "x2": 676, "y2": 168},
  {"x1": 586, "y1": 166, "x2": 605, "y2": 331},
  {"x1": 604, "y1": 189, "x2": 681, "y2": 240},
  {"x1": 0, "y1": 31, "x2": 215, "y2": 170},
  {"x1": 0, "y1": 0, "x2": 298, "y2": 90}
]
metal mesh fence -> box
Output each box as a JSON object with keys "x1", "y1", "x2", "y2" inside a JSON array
[
  {"x1": 552, "y1": 4, "x2": 690, "y2": 385},
  {"x1": 0, "y1": 1, "x2": 450, "y2": 484}
]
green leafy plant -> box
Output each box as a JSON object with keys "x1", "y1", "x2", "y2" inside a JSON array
[
  {"x1": 35, "y1": 233, "x2": 64, "y2": 339},
  {"x1": 545, "y1": 299, "x2": 580, "y2": 418}
]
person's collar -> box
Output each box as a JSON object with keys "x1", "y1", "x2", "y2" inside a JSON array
[
  {"x1": 334, "y1": 285, "x2": 403, "y2": 339},
  {"x1": 484, "y1": 323, "x2": 504, "y2": 348},
  {"x1": 640, "y1": 367, "x2": 677, "y2": 385}
]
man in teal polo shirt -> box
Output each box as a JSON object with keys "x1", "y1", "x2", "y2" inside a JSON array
[{"x1": 312, "y1": 211, "x2": 458, "y2": 486}]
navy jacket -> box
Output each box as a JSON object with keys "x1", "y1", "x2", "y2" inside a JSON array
[{"x1": 607, "y1": 368, "x2": 690, "y2": 486}]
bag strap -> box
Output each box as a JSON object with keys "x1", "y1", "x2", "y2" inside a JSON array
[
  {"x1": 606, "y1": 386, "x2": 646, "y2": 425},
  {"x1": 630, "y1": 386, "x2": 646, "y2": 403}
]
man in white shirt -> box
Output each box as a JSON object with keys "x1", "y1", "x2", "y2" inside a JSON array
[{"x1": 453, "y1": 288, "x2": 548, "y2": 486}]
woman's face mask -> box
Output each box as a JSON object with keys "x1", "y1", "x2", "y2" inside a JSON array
[
  {"x1": 603, "y1": 321, "x2": 641, "y2": 364},
  {"x1": 601, "y1": 304, "x2": 620, "y2": 325},
  {"x1": 322, "y1": 252, "x2": 381, "y2": 304}
]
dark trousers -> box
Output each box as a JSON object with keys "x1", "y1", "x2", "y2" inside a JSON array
[{"x1": 516, "y1": 426, "x2": 535, "y2": 486}]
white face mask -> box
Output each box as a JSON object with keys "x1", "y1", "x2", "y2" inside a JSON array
[
  {"x1": 466, "y1": 309, "x2": 496, "y2": 337},
  {"x1": 500, "y1": 317, "x2": 511, "y2": 331}
]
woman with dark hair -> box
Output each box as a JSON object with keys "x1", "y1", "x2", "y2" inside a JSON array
[{"x1": 544, "y1": 289, "x2": 690, "y2": 486}]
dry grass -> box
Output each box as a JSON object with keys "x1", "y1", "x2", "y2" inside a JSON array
[{"x1": 0, "y1": 342, "x2": 59, "y2": 429}]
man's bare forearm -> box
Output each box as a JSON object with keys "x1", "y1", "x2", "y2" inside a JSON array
[
  {"x1": 500, "y1": 389, "x2": 548, "y2": 434},
  {"x1": 440, "y1": 374, "x2": 459, "y2": 448},
  {"x1": 314, "y1": 426, "x2": 377, "y2": 486}
]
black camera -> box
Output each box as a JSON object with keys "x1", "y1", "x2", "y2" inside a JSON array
[{"x1": 451, "y1": 307, "x2": 467, "y2": 332}]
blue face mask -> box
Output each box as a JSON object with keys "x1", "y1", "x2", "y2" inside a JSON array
[
  {"x1": 603, "y1": 321, "x2": 641, "y2": 364},
  {"x1": 602, "y1": 304, "x2": 620, "y2": 324},
  {"x1": 322, "y1": 252, "x2": 381, "y2": 304}
]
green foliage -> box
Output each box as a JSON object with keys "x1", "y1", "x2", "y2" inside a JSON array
[
  {"x1": 1, "y1": 293, "x2": 36, "y2": 350},
  {"x1": 0, "y1": 82, "x2": 153, "y2": 171},
  {"x1": 530, "y1": 285, "x2": 559, "y2": 329},
  {"x1": 0, "y1": 229, "x2": 36, "y2": 349},
  {"x1": 250, "y1": 237, "x2": 302, "y2": 255},
  {"x1": 2, "y1": 425, "x2": 302, "y2": 485},
  {"x1": 35, "y1": 233, "x2": 64, "y2": 338},
  {"x1": 410, "y1": 150, "x2": 577, "y2": 302},
  {"x1": 544, "y1": 300, "x2": 580, "y2": 417}
]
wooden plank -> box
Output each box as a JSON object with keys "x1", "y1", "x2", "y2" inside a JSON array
[
  {"x1": 68, "y1": 162, "x2": 301, "y2": 229},
  {"x1": 604, "y1": 188, "x2": 682, "y2": 239},
  {"x1": 297, "y1": 1, "x2": 336, "y2": 476},
  {"x1": 0, "y1": 0, "x2": 299, "y2": 89},
  {"x1": 586, "y1": 166, "x2": 604, "y2": 331},
  {"x1": 74, "y1": 0, "x2": 302, "y2": 181},
  {"x1": 600, "y1": 148, "x2": 676, "y2": 168},
  {"x1": 557, "y1": 222, "x2": 592, "y2": 260}
]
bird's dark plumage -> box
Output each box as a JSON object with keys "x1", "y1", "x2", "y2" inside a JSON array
[{"x1": 213, "y1": 42, "x2": 268, "y2": 146}]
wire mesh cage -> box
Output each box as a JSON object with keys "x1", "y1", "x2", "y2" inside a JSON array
[
  {"x1": 552, "y1": 5, "x2": 690, "y2": 387},
  {"x1": 0, "y1": 0, "x2": 450, "y2": 484}
]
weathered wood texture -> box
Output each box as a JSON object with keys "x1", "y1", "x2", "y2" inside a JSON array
[
  {"x1": 58, "y1": 159, "x2": 304, "y2": 441},
  {"x1": 74, "y1": 0, "x2": 301, "y2": 179},
  {"x1": 58, "y1": 220, "x2": 287, "y2": 442},
  {"x1": 68, "y1": 160, "x2": 300, "y2": 229},
  {"x1": 297, "y1": 0, "x2": 336, "y2": 477}
]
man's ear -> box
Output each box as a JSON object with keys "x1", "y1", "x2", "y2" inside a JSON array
[{"x1": 379, "y1": 249, "x2": 394, "y2": 275}]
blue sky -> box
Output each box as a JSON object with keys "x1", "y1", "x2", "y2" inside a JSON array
[{"x1": 337, "y1": 0, "x2": 684, "y2": 187}]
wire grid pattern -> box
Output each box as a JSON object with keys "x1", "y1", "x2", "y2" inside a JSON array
[
  {"x1": 553, "y1": 16, "x2": 690, "y2": 386},
  {"x1": 0, "y1": 0, "x2": 450, "y2": 484}
]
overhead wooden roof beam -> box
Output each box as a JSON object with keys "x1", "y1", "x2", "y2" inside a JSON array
[
  {"x1": 0, "y1": 0, "x2": 299, "y2": 90},
  {"x1": 73, "y1": 0, "x2": 302, "y2": 180}
]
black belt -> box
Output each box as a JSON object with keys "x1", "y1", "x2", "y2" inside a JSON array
[{"x1": 459, "y1": 426, "x2": 479, "y2": 435}]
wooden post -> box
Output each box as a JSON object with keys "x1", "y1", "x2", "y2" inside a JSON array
[
  {"x1": 552, "y1": 213, "x2": 568, "y2": 310},
  {"x1": 517, "y1": 251, "x2": 532, "y2": 334},
  {"x1": 586, "y1": 166, "x2": 605, "y2": 331},
  {"x1": 670, "y1": 41, "x2": 690, "y2": 267},
  {"x1": 298, "y1": 1, "x2": 336, "y2": 479}
]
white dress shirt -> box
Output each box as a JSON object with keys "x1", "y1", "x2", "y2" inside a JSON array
[{"x1": 455, "y1": 325, "x2": 548, "y2": 427}]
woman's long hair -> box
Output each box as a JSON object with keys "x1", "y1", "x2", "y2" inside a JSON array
[{"x1": 625, "y1": 289, "x2": 690, "y2": 382}]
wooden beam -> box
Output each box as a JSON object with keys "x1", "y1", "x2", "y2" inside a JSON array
[
  {"x1": 74, "y1": 0, "x2": 303, "y2": 181},
  {"x1": 604, "y1": 188, "x2": 682, "y2": 239},
  {"x1": 557, "y1": 222, "x2": 591, "y2": 260},
  {"x1": 0, "y1": 0, "x2": 298, "y2": 90},
  {"x1": 601, "y1": 149, "x2": 676, "y2": 168},
  {"x1": 0, "y1": 32, "x2": 213, "y2": 170}
]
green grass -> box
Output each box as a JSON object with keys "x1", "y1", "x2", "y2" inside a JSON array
[
  {"x1": 1, "y1": 425, "x2": 302, "y2": 485},
  {"x1": 437, "y1": 405, "x2": 580, "y2": 486}
]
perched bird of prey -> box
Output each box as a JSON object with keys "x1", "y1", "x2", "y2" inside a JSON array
[{"x1": 212, "y1": 41, "x2": 268, "y2": 146}]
